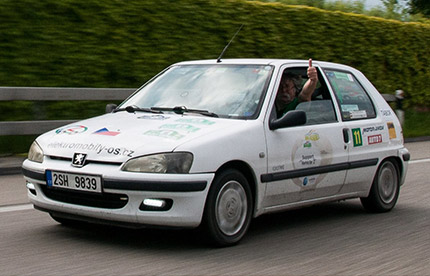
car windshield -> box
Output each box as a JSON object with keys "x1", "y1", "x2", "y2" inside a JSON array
[{"x1": 120, "y1": 64, "x2": 274, "y2": 119}]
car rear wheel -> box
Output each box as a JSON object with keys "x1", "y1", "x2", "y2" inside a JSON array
[
  {"x1": 360, "y1": 159, "x2": 400, "y2": 212},
  {"x1": 202, "y1": 169, "x2": 253, "y2": 246}
]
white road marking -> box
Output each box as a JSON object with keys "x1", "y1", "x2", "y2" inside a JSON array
[
  {"x1": 409, "y1": 158, "x2": 430, "y2": 164},
  {"x1": 0, "y1": 204, "x2": 33, "y2": 213}
]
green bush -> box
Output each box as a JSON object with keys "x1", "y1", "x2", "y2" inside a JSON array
[
  {"x1": 0, "y1": 0, "x2": 429, "y2": 153},
  {"x1": 0, "y1": 0, "x2": 429, "y2": 104}
]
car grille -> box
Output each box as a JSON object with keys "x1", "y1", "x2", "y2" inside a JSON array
[{"x1": 40, "y1": 185, "x2": 128, "y2": 209}]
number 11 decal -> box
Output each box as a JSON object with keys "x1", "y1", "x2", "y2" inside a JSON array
[{"x1": 352, "y1": 128, "x2": 363, "y2": 147}]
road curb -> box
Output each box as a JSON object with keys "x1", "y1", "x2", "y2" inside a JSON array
[
  {"x1": 0, "y1": 167, "x2": 23, "y2": 176},
  {"x1": 0, "y1": 156, "x2": 25, "y2": 176},
  {"x1": 404, "y1": 136, "x2": 430, "y2": 143}
]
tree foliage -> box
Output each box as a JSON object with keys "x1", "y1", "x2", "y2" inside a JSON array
[
  {"x1": 409, "y1": 0, "x2": 430, "y2": 17},
  {"x1": 254, "y1": 0, "x2": 430, "y2": 22}
]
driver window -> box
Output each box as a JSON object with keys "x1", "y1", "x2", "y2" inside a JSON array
[{"x1": 273, "y1": 66, "x2": 337, "y2": 125}]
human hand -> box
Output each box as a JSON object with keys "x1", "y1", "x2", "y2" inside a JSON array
[{"x1": 307, "y1": 58, "x2": 318, "y2": 82}]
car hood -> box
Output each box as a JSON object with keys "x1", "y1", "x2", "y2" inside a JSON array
[{"x1": 38, "y1": 112, "x2": 241, "y2": 163}]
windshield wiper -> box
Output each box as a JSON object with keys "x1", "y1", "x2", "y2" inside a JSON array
[
  {"x1": 113, "y1": 105, "x2": 163, "y2": 114},
  {"x1": 151, "y1": 106, "x2": 218, "y2": 117}
]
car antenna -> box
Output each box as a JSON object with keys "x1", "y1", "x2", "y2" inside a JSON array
[{"x1": 217, "y1": 24, "x2": 244, "y2": 63}]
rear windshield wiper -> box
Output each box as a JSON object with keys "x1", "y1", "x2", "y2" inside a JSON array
[
  {"x1": 113, "y1": 105, "x2": 163, "y2": 114},
  {"x1": 151, "y1": 106, "x2": 218, "y2": 117}
]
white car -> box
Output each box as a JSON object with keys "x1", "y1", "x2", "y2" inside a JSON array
[{"x1": 22, "y1": 59, "x2": 410, "y2": 246}]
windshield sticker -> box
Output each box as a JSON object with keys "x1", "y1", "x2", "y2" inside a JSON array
[
  {"x1": 93, "y1": 128, "x2": 120, "y2": 136},
  {"x1": 55, "y1": 125, "x2": 88, "y2": 135},
  {"x1": 368, "y1": 134, "x2": 383, "y2": 145},
  {"x1": 341, "y1": 104, "x2": 359, "y2": 112},
  {"x1": 387, "y1": 122, "x2": 397, "y2": 139},
  {"x1": 352, "y1": 128, "x2": 363, "y2": 147},
  {"x1": 138, "y1": 115, "x2": 170, "y2": 120},
  {"x1": 143, "y1": 129, "x2": 185, "y2": 140},
  {"x1": 47, "y1": 142, "x2": 134, "y2": 157},
  {"x1": 349, "y1": 110, "x2": 367, "y2": 119},
  {"x1": 175, "y1": 118, "x2": 215, "y2": 125},
  {"x1": 334, "y1": 72, "x2": 353, "y2": 82}
]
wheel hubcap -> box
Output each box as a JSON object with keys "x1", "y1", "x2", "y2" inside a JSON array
[
  {"x1": 378, "y1": 162, "x2": 397, "y2": 204},
  {"x1": 215, "y1": 180, "x2": 247, "y2": 236}
]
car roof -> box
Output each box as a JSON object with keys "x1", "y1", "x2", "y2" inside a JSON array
[{"x1": 173, "y1": 59, "x2": 357, "y2": 72}]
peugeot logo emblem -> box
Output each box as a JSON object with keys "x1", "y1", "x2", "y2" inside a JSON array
[{"x1": 72, "y1": 153, "x2": 87, "y2": 167}]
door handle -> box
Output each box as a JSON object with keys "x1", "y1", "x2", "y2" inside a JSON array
[{"x1": 343, "y1": 128, "x2": 349, "y2": 143}]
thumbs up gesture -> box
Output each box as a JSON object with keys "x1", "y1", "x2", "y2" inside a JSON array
[{"x1": 307, "y1": 58, "x2": 318, "y2": 83}]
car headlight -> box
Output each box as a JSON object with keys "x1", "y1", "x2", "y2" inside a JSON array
[
  {"x1": 28, "y1": 141, "x2": 44, "y2": 163},
  {"x1": 121, "y1": 152, "x2": 193, "y2": 173}
]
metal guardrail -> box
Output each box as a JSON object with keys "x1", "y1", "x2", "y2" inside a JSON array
[
  {"x1": 0, "y1": 87, "x2": 397, "y2": 136},
  {"x1": 0, "y1": 87, "x2": 135, "y2": 135}
]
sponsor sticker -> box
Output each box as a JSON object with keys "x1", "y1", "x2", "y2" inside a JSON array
[
  {"x1": 55, "y1": 125, "x2": 88, "y2": 135},
  {"x1": 291, "y1": 129, "x2": 333, "y2": 190},
  {"x1": 175, "y1": 118, "x2": 215, "y2": 125},
  {"x1": 93, "y1": 128, "x2": 120, "y2": 136},
  {"x1": 159, "y1": 124, "x2": 200, "y2": 133},
  {"x1": 380, "y1": 109, "x2": 392, "y2": 117},
  {"x1": 272, "y1": 165, "x2": 285, "y2": 172},
  {"x1": 302, "y1": 176, "x2": 316, "y2": 187},
  {"x1": 138, "y1": 115, "x2": 170, "y2": 120},
  {"x1": 47, "y1": 142, "x2": 134, "y2": 157},
  {"x1": 368, "y1": 134, "x2": 383, "y2": 145},
  {"x1": 362, "y1": 125, "x2": 384, "y2": 133},
  {"x1": 352, "y1": 128, "x2": 363, "y2": 147},
  {"x1": 300, "y1": 154, "x2": 316, "y2": 166},
  {"x1": 305, "y1": 130, "x2": 320, "y2": 141},
  {"x1": 143, "y1": 129, "x2": 185, "y2": 140},
  {"x1": 387, "y1": 122, "x2": 397, "y2": 139}
]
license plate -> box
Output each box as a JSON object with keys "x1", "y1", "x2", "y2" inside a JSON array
[{"x1": 46, "y1": 170, "x2": 102, "y2": 193}]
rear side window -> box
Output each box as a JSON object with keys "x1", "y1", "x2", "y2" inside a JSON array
[{"x1": 324, "y1": 70, "x2": 376, "y2": 121}]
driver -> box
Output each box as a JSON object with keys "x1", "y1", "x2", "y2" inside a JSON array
[{"x1": 275, "y1": 58, "x2": 318, "y2": 118}]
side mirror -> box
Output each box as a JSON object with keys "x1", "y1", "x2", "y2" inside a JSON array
[
  {"x1": 269, "y1": 110, "x2": 306, "y2": 130},
  {"x1": 105, "y1": 103, "x2": 118, "y2": 113}
]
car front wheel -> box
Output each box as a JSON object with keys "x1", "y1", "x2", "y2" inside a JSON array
[
  {"x1": 360, "y1": 159, "x2": 400, "y2": 212},
  {"x1": 202, "y1": 169, "x2": 253, "y2": 246}
]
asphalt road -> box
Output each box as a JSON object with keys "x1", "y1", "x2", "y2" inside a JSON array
[{"x1": 0, "y1": 141, "x2": 429, "y2": 275}]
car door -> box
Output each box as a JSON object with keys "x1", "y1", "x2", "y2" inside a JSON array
[
  {"x1": 262, "y1": 63, "x2": 348, "y2": 209},
  {"x1": 323, "y1": 68, "x2": 384, "y2": 194}
]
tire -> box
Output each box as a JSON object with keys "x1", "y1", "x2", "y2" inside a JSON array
[
  {"x1": 360, "y1": 159, "x2": 400, "y2": 212},
  {"x1": 202, "y1": 169, "x2": 253, "y2": 246}
]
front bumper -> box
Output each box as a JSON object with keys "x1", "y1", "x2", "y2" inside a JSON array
[{"x1": 22, "y1": 158, "x2": 214, "y2": 228}]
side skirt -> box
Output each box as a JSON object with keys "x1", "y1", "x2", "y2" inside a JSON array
[{"x1": 257, "y1": 192, "x2": 365, "y2": 216}]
